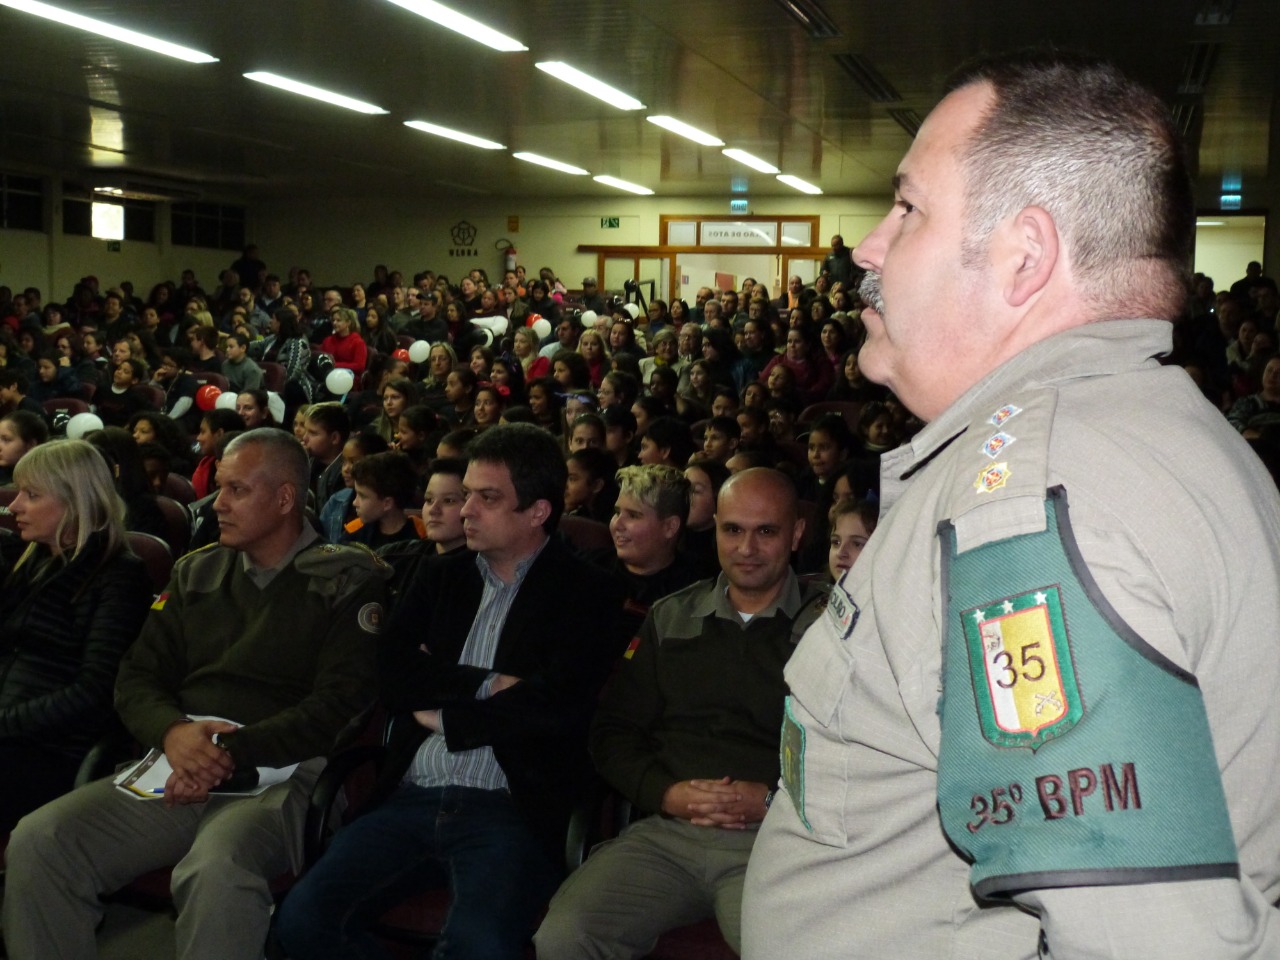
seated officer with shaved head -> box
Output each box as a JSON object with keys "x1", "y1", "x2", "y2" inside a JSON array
[
  {"x1": 535, "y1": 468, "x2": 826, "y2": 958},
  {"x1": 743, "y1": 51, "x2": 1280, "y2": 958}
]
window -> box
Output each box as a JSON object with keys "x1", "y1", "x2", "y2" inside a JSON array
[
  {"x1": 62, "y1": 183, "x2": 156, "y2": 242},
  {"x1": 171, "y1": 202, "x2": 245, "y2": 251},
  {"x1": 0, "y1": 174, "x2": 44, "y2": 231}
]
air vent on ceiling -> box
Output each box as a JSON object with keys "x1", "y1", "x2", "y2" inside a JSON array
[
  {"x1": 773, "y1": 0, "x2": 840, "y2": 39},
  {"x1": 887, "y1": 108, "x2": 922, "y2": 138},
  {"x1": 1179, "y1": 41, "x2": 1219, "y2": 95},
  {"x1": 1194, "y1": 0, "x2": 1235, "y2": 25},
  {"x1": 834, "y1": 54, "x2": 901, "y2": 103}
]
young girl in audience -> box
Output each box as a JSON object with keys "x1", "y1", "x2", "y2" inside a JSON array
[
  {"x1": 370, "y1": 377, "x2": 417, "y2": 441},
  {"x1": 683, "y1": 457, "x2": 729, "y2": 577},
  {"x1": 552, "y1": 351, "x2": 592, "y2": 393},
  {"x1": 765, "y1": 362, "x2": 799, "y2": 403},
  {"x1": 29, "y1": 353, "x2": 81, "y2": 403},
  {"x1": 395, "y1": 405, "x2": 437, "y2": 495},
  {"x1": 235, "y1": 389, "x2": 275, "y2": 429},
  {"x1": 97, "y1": 359, "x2": 153, "y2": 428},
  {"x1": 631, "y1": 396, "x2": 665, "y2": 438},
  {"x1": 469, "y1": 346, "x2": 494, "y2": 380},
  {"x1": 440, "y1": 369, "x2": 478, "y2": 427},
  {"x1": 798, "y1": 413, "x2": 853, "y2": 502},
  {"x1": 828, "y1": 498, "x2": 879, "y2": 583},
  {"x1": 526, "y1": 376, "x2": 563, "y2": 436},
  {"x1": 577, "y1": 329, "x2": 609, "y2": 388},
  {"x1": 568, "y1": 413, "x2": 606, "y2": 452},
  {"x1": 472, "y1": 384, "x2": 505, "y2": 430},
  {"x1": 741, "y1": 381, "x2": 767, "y2": 409},
  {"x1": 128, "y1": 411, "x2": 195, "y2": 476},
  {"x1": 435, "y1": 427, "x2": 478, "y2": 460},
  {"x1": 0, "y1": 411, "x2": 48, "y2": 486},
  {"x1": 489, "y1": 355, "x2": 526, "y2": 405},
  {"x1": 191, "y1": 408, "x2": 244, "y2": 499},
  {"x1": 856, "y1": 401, "x2": 899, "y2": 455},
  {"x1": 84, "y1": 427, "x2": 166, "y2": 540},
  {"x1": 361, "y1": 305, "x2": 398, "y2": 357},
  {"x1": 638, "y1": 416, "x2": 696, "y2": 468},
  {"x1": 564, "y1": 447, "x2": 619, "y2": 524}
]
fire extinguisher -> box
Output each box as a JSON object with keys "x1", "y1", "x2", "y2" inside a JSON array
[{"x1": 500, "y1": 241, "x2": 517, "y2": 273}]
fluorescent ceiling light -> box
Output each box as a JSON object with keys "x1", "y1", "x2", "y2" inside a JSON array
[
  {"x1": 534, "y1": 61, "x2": 644, "y2": 111},
  {"x1": 1196, "y1": 220, "x2": 1225, "y2": 227},
  {"x1": 776, "y1": 173, "x2": 823, "y2": 195},
  {"x1": 646, "y1": 115, "x2": 723, "y2": 147},
  {"x1": 0, "y1": 0, "x2": 217, "y2": 62},
  {"x1": 404, "y1": 120, "x2": 504, "y2": 150},
  {"x1": 593, "y1": 175, "x2": 654, "y2": 196},
  {"x1": 722, "y1": 148, "x2": 780, "y2": 174},
  {"x1": 513, "y1": 152, "x2": 589, "y2": 175},
  {"x1": 244, "y1": 72, "x2": 388, "y2": 115},
  {"x1": 383, "y1": 0, "x2": 526, "y2": 51}
]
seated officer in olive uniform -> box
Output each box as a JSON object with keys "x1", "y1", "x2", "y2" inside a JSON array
[
  {"x1": 536, "y1": 468, "x2": 826, "y2": 958},
  {"x1": 742, "y1": 53, "x2": 1280, "y2": 959}
]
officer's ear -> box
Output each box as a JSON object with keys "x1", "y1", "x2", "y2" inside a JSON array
[{"x1": 996, "y1": 205, "x2": 1059, "y2": 309}]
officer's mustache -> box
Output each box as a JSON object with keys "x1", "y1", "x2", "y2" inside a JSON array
[{"x1": 859, "y1": 272, "x2": 886, "y2": 317}]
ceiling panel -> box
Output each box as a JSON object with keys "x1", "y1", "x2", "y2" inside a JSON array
[{"x1": 0, "y1": 0, "x2": 1274, "y2": 207}]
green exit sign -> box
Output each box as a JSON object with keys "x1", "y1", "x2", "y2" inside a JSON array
[{"x1": 600, "y1": 217, "x2": 620, "y2": 229}]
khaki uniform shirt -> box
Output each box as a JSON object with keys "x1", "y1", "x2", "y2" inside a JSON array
[{"x1": 743, "y1": 320, "x2": 1280, "y2": 959}]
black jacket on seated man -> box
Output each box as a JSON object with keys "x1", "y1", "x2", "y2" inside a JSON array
[{"x1": 377, "y1": 535, "x2": 628, "y2": 860}]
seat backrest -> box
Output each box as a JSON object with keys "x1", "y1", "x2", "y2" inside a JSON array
[
  {"x1": 42, "y1": 398, "x2": 89, "y2": 419},
  {"x1": 154, "y1": 495, "x2": 191, "y2": 557},
  {"x1": 126, "y1": 531, "x2": 174, "y2": 593},
  {"x1": 559, "y1": 515, "x2": 613, "y2": 554},
  {"x1": 161, "y1": 473, "x2": 197, "y2": 505},
  {"x1": 260, "y1": 361, "x2": 286, "y2": 393},
  {"x1": 192, "y1": 371, "x2": 230, "y2": 393}
]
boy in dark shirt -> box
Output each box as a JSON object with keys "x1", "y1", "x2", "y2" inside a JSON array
[{"x1": 341, "y1": 452, "x2": 425, "y2": 549}]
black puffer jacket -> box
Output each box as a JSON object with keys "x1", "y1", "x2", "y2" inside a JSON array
[{"x1": 0, "y1": 532, "x2": 152, "y2": 760}]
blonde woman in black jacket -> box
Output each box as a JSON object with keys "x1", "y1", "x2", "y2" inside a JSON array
[{"x1": 0, "y1": 439, "x2": 152, "y2": 833}]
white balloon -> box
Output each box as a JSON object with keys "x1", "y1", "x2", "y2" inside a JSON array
[
  {"x1": 266, "y1": 391, "x2": 286, "y2": 424},
  {"x1": 531, "y1": 318, "x2": 552, "y2": 340},
  {"x1": 580, "y1": 310, "x2": 598, "y2": 329},
  {"x1": 325, "y1": 368, "x2": 355, "y2": 396},
  {"x1": 481, "y1": 329, "x2": 494, "y2": 348},
  {"x1": 407, "y1": 340, "x2": 432, "y2": 363},
  {"x1": 65, "y1": 411, "x2": 104, "y2": 440},
  {"x1": 214, "y1": 390, "x2": 239, "y2": 410},
  {"x1": 623, "y1": 302, "x2": 641, "y2": 320}
]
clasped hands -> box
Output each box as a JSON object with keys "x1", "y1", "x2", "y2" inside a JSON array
[
  {"x1": 662, "y1": 776, "x2": 770, "y2": 829},
  {"x1": 161, "y1": 719, "x2": 239, "y2": 806}
]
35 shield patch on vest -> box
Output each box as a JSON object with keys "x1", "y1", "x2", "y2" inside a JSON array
[{"x1": 961, "y1": 585, "x2": 1083, "y2": 750}]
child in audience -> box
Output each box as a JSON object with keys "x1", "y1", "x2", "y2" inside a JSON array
[
  {"x1": 0, "y1": 410, "x2": 48, "y2": 486},
  {"x1": 600, "y1": 405, "x2": 638, "y2": 468},
  {"x1": 318, "y1": 432, "x2": 390, "y2": 542},
  {"x1": 473, "y1": 383, "x2": 505, "y2": 429},
  {"x1": 526, "y1": 376, "x2": 562, "y2": 435},
  {"x1": 638, "y1": 416, "x2": 696, "y2": 468},
  {"x1": 235, "y1": 389, "x2": 275, "y2": 429},
  {"x1": 701, "y1": 415, "x2": 740, "y2": 464},
  {"x1": 395, "y1": 405, "x2": 437, "y2": 495},
  {"x1": 342, "y1": 452, "x2": 425, "y2": 548},
  {"x1": 435, "y1": 427, "x2": 478, "y2": 460},
  {"x1": 683, "y1": 457, "x2": 729, "y2": 577},
  {"x1": 28, "y1": 353, "x2": 81, "y2": 403},
  {"x1": 439, "y1": 369, "x2": 477, "y2": 427},
  {"x1": 191, "y1": 409, "x2": 244, "y2": 499},
  {"x1": 137, "y1": 441, "x2": 171, "y2": 495},
  {"x1": 0, "y1": 371, "x2": 50, "y2": 420},
  {"x1": 302, "y1": 403, "x2": 351, "y2": 512},
  {"x1": 565, "y1": 447, "x2": 619, "y2": 524},
  {"x1": 568, "y1": 413, "x2": 606, "y2": 452},
  {"x1": 798, "y1": 413, "x2": 853, "y2": 501},
  {"x1": 97, "y1": 358, "x2": 152, "y2": 428},
  {"x1": 856, "y1": 401, "x2": 899, "y2": 455},
  {"x1": 828, "y1": 498, "x2": 879, "y2": 583},
  {"x1": 292, "y1": 404, "x2": 311, "y2": 443}
]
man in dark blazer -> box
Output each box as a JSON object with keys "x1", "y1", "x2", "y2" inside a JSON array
[{"x1": 276, "y1": 423, "x2": 628, "y2": 960}]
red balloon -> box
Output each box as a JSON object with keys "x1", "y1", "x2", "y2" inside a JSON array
[
  {"x1": 393, "y1": 348, "x2": 411, "y2": 361},
  {"x1": 195, "y1": 384, "x2": 222, "y2": 411},
  {"x1": 525, "y1": 313, "x2": 542, "y2": 327}
]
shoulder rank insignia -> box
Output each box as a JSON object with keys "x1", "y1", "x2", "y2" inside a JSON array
[
  {"x1": 974, "y1": 462, "x2": 1011, "y2": 494},
  {"x1": 961, "y1": 585, "x2": 1083, "y2": 749},
  {"x1": 989, "y1": 404, "x2": 1022, "y2": 427},
  {"x1": 982, "y1": 432, "x2": 1015, "y2": 459}
]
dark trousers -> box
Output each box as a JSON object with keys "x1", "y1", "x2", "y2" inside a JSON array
[{"x1": 275, "y1": 784, "x2": 560, "y2": 960}]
